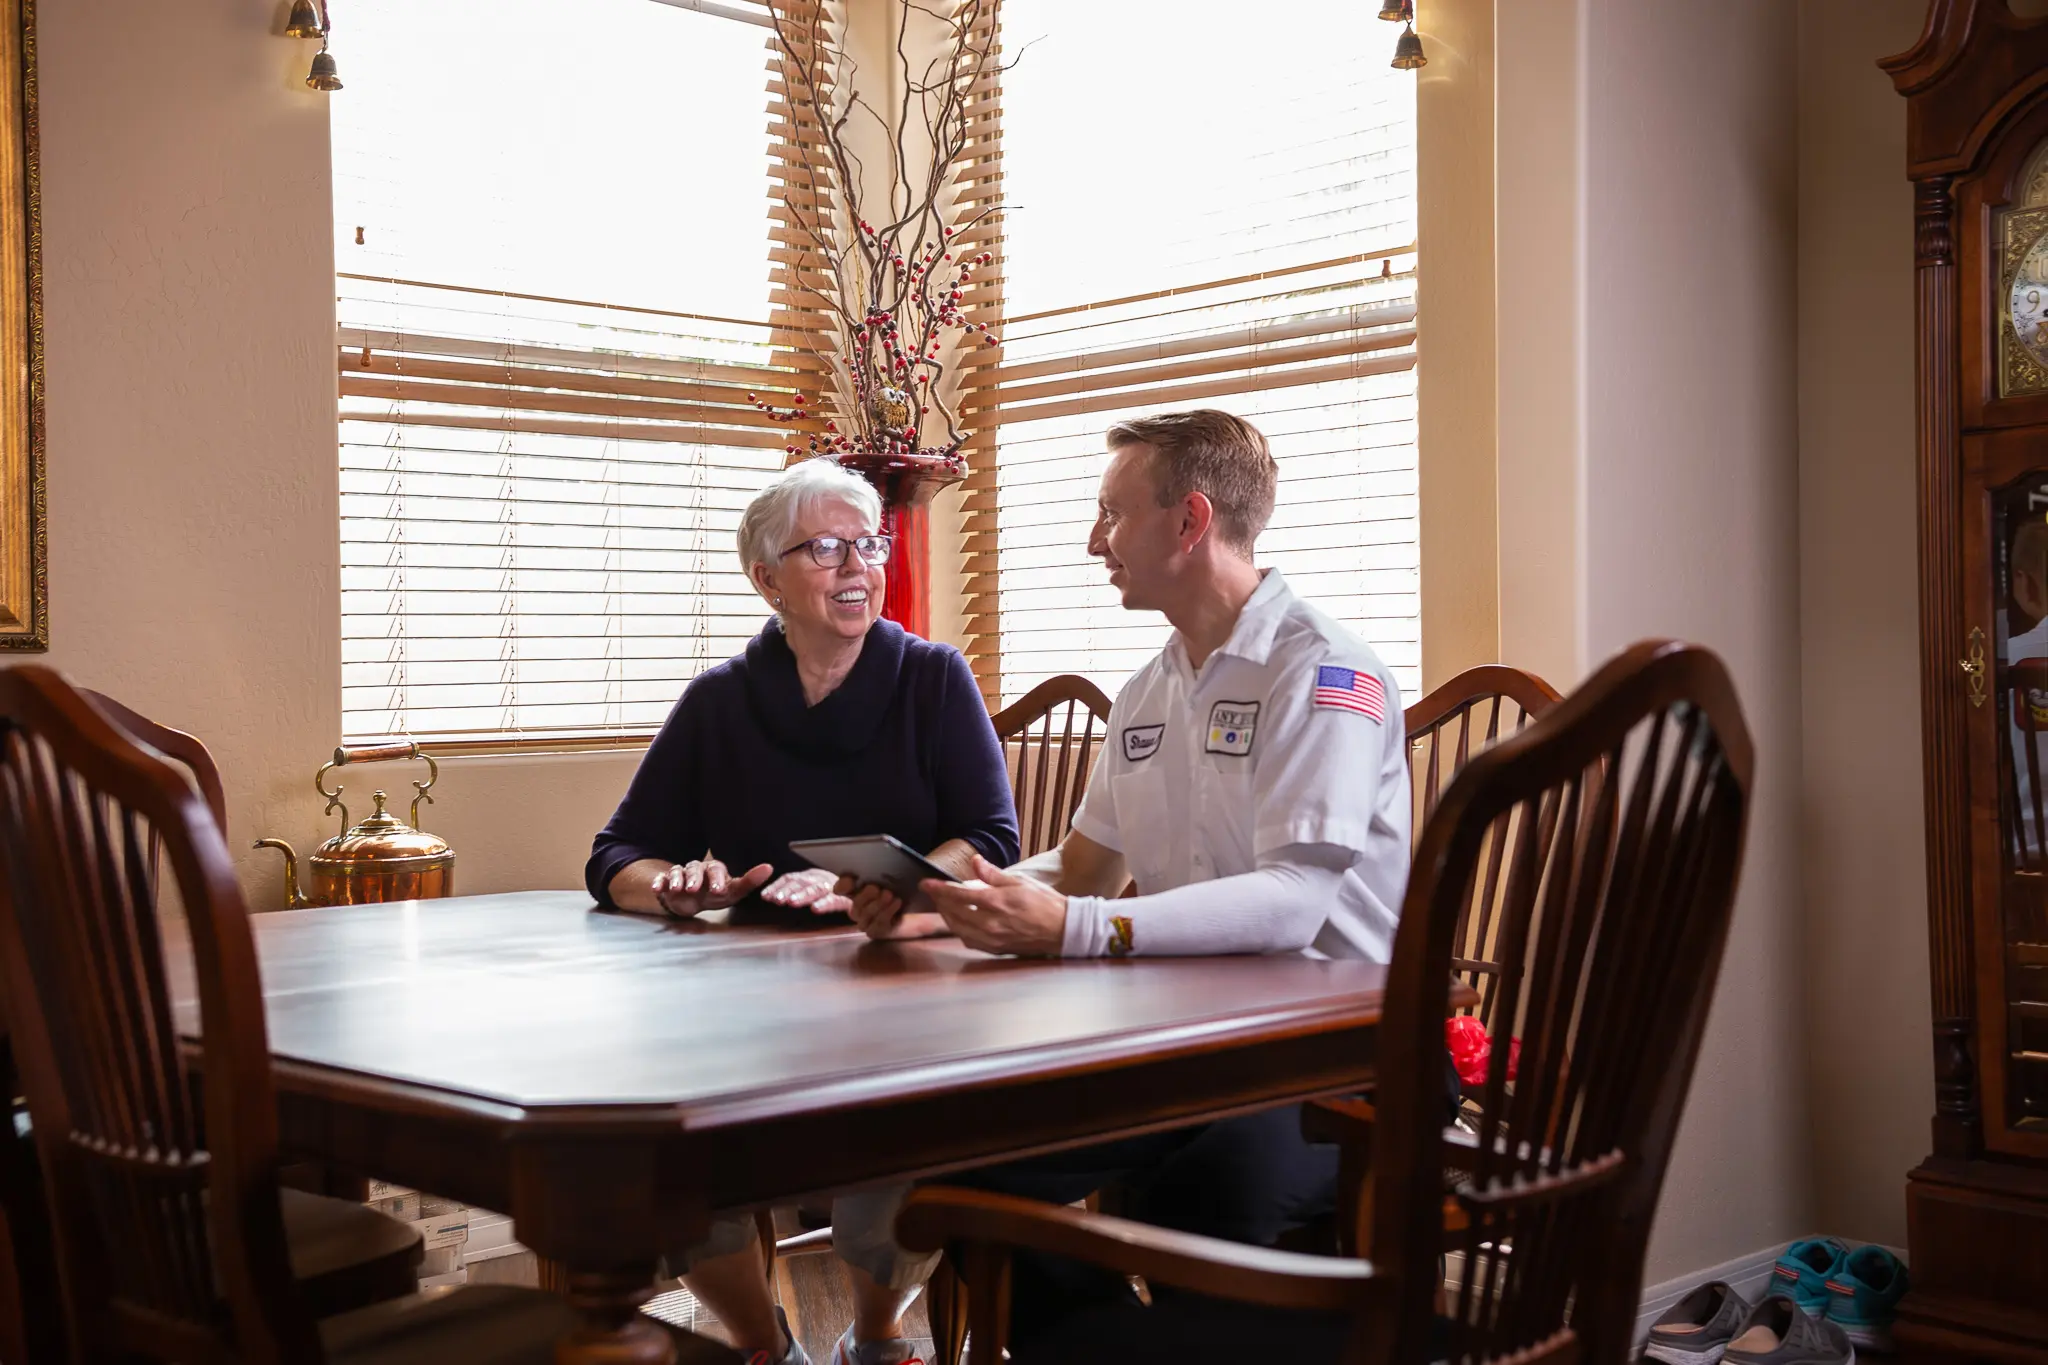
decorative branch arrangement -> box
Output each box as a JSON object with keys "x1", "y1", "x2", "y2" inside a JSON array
[{"x1": 753, "y1": 0, "x2": 1005, "y2": 466}]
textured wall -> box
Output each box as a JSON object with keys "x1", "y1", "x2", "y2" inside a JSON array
[
  {"x1": 1581, "y1": 0, "x2": 1810, "y2": 1281},
  {"x1": 1795, "y1": 0, "x2": 1931, "y2": 1248}
]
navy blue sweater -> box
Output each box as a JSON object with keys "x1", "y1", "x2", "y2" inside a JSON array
[{"x1": 585, "y1": 618, "x2": 1020, "y2": 909}]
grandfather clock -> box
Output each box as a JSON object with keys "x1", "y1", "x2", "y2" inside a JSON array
[{"x1": 1886, "y1": 4, "x2": 2048, "y2": 1360}]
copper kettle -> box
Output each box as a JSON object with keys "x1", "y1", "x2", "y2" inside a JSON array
[{"x1": 254, "y1": 741, "x2": 455, "y2": 909}]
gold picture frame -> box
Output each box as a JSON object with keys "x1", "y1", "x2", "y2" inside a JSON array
[{"x1": 0, "y1": 0, "x2": 42, "y2": 651}]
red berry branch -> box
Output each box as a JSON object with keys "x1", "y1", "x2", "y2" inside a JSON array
[{"x1": 764, "y1": 0, "x2": 1011, "y2": 465}]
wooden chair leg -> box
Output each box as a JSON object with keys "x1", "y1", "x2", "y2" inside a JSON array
[
  {"x1": 962, "y1": 1244, "x2": 1011, "y2": 1365},
  {"x1": 755, "y1": 1209, "x2": 779, "y2": 1284},
  {"x1": 927, "y1": 1256, "x2": 970, "y2": 1365}
]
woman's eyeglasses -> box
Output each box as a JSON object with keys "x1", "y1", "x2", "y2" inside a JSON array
[{"x1": 779, "y1": 534, "x2": 895, "y2": 569}]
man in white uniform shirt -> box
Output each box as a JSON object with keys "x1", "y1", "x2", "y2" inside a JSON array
[
  {"x1": 922, "y1": 408, "x2": 1410, "y2": 961},
  {"x1": 908, "y1": 410, "x2": 1412, "y2": 1354}
]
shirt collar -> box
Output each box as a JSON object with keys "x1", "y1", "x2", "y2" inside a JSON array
[{"x1": 1167, "y1": 569, "x2": 1293, "y2": 680}]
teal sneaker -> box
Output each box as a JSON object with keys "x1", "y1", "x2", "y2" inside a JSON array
[
  {"x1": 1825, "y1": 1245, "x2": 1909, "y2": 1352},
  {"x1": 1770, "y1": 1239, "x2": 1849, "y2": 1317}
]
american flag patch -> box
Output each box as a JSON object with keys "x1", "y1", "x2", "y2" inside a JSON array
[{"x1": 1314, "y1": 665, "x2": 1386, "y2": 722}]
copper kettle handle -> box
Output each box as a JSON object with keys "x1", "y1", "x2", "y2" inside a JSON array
[{"x1": 313, "y1": 740, "x2": 440, "y2": 833}]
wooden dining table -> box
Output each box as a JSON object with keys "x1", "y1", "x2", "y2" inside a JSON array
[{"x1": 171, "y1": 889, "x2": 1412, "y2": 1364}]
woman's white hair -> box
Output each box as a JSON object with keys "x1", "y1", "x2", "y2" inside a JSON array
[{"x1": 735, "y1": 458, "x2": 884, "y2": 580}]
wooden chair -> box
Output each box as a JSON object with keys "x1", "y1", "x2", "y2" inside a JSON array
[
  {"x1": 79, "y1": 687, "x2": 229, "y2": 836},
  {"x1": 991, "y1": 676, "x2": 1113, "y2": 859},
  {"x1": 0, "y1": 687, "x2": 423, "y2": 1363},
  {"x1": 897, "y1": 639, "x2": 1756, "y2": 1365},
  {"x1": 0, "y1": 664, "x2": 724, "y2": 1365},
  {"x1": 1305, "y1": 664, "x2": 1562, "y2": 1254}
]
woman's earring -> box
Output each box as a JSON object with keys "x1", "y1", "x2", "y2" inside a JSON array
[{"x1": 774, "y1": 596, "x2": 785, "y2": 608}]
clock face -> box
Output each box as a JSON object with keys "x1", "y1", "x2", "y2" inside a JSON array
[{"x1": 2012, "y1": 231, "x2": 2048, "y2": 369}]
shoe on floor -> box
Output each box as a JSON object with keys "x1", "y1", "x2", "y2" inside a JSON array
[
  {"x1": 827, "y1": 1323, "x2": 922, "y2": 1365},
  {"x1": 1825, "y1": 1245, "x2": 1909, "y2": 1352},
  {"x1": 1771, "y1": 1238, "x2": 1850, "y2": 1317},
  {"x1": 747, "y1": 1306, "x2": 813, "y2": 1365},
  {"x1": 1644, "y1": 1281, "x2": 1754, "y2": 1365},
  {"x1": 1723, "y1": 1293, "x2": 1855, "y2": 1365}
]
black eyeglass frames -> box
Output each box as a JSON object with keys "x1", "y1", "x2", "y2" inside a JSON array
[{"x1": 778, "y1": 534, "x2": 895, "y2": 569}]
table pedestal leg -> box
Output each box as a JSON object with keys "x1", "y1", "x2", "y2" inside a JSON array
[{"x1": 553, "y1": 1267, "x2": 675, "y2": 1365}]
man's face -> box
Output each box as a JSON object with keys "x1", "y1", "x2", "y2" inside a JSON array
[{"x1": 1088, "y1": 443, "x2": 1186, "y2": 611}]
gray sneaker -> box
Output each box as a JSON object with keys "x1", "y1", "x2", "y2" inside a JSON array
[
  {"x1": 1723, "y1": 1294, "x2": 1855, "y2": 1365},
  {"x1": 1645, "y1": 1281, "x2": 1753, "y2": 1365},
  {"x1": 827, "y1": 1324, "x2": 921, "y2": 1365}
]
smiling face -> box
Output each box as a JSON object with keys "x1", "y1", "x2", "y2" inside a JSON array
[
  {"x1": 1087, "y1": 443, "x2": 1188, "y2": 612},
  {"x1": 750, "y1": 496, "x2": 887, "y2": 642}
]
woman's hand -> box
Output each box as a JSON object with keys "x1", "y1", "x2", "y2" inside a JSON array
[
  {"x1": 844, "y1": 883, "x2": 947, "y2": 941},
  {"x1": 651, "y1": 857, "x2": 773, "y2": 919},
  {"x1": 761, "y1": 867, "x2": 853, "y2": 913}
]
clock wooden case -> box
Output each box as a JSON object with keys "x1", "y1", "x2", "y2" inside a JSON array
[{"x1": 1885, "y1": 4, "x2": 2048, "y2": 1361}]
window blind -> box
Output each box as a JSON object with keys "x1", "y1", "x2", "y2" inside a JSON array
[
  {"x1": 960, "y1": 0, "x2": 1420, "y2": 707},
  {"x1": 333, "y1": 0, "x2": 808, "y2": 746}
]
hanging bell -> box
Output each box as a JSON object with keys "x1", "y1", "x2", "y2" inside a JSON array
[
  {"x1": 306, "y1": 45, "x2": 343, "y2": 92},
  {"x1": 1391, "y1": 23, "x2": 1427, "y2": 70},
  {"x1": 284, "y1": 0, "x2": 325, "y2": 39},
  {"x1": 1376, "y1": 0, "x2": 1413, "y2": 21}
]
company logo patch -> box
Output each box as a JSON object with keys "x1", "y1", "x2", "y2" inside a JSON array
[
  {"x1": 1122, "y1": 723, "x2": 1165, "y2": 762},
  {"x1": 1204, "y1": 700, "x2": 1261, "y2": 757}
]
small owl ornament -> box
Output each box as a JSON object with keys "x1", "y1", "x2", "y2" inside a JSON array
[{"x1": 872, "y1": 386, "x2": 914, "y2": 434}]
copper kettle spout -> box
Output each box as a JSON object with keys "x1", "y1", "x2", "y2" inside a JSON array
[{"x1": 253, "y1": 838, "x2": 311, "y2": 910}]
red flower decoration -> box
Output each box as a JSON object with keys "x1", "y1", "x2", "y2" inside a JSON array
[{"x1": 1445, "y1": 1017, "x2": 1519, "y2": 1087}]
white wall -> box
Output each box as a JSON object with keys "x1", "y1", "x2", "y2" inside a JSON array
[
  {"x1": 1795, "y1": 0, "x2": 1931, "y2": 1249},
  {"x1": 1497, "y1": 0, "x2": 1817, "y2": 1281},
  {"x1": 35, "y1": 0, "x2": 641, "y2": 909},
  {"x1": 1582, "y1": 0, "x2": 1810, "y2": 1281}
]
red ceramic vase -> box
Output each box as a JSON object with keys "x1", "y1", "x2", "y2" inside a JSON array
[{"x1": 835, "y1": 450, "x2": 966, "y2": 640}]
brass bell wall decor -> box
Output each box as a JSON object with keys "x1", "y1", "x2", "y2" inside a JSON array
[
  {"x1": 307, "y1": 44, "x2": 344, "y2": 92},
  {"x1": 1377, "y1": 0, "x2": 1413, "y2": 22},
  {"x1": 254, "y1": 741, "x2": 455, "y2": 910},
  {"x1": 284, "y1": 0, "x2": 326, "y2": 40},
  {"x1": 1391, "y1": 23, "x2": 1428, "y2": 70}
]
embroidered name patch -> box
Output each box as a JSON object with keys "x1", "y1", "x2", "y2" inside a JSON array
[
  {"x1": 1122, "y1": 723, "x2": 1165, "y2": 762},
  {"x1": 1313, "y1": 665, "x2": 1386, "y2": 722},
  {"x1": 1205, "y1": 701, "x2": 1261, "y2": 756}
]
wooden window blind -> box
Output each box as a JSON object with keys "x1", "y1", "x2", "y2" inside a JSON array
[
  {"x1": 332, "y1": 0, "x2": 810, "y2": 747},
  {"x1": 959, "y1": 0, "x2": 1420, "y2": 706}
]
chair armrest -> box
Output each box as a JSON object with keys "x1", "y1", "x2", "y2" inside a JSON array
[{"x1": 896, "y1": 1187, "x2": 1388, "y2": 1314}]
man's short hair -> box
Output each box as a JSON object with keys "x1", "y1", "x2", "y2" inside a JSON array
[{"x1": 1106, "y1": 409, "x2": 1277, "y2": 556}]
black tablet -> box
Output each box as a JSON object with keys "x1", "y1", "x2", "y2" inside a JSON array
[{"x1": 787, "y1": 834, "x2": 960, "y2": 899}]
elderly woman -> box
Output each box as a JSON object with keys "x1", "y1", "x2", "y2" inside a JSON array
[{"x1": 586, "y1": 457, "x2": 1018, "y2": 1365}]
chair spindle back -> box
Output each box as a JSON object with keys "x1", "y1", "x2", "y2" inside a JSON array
[
  {"x1": 1404, "y1": 667, "x2": 1562, "y2": 1035},
  {"x1": 991, "y1": 676, "x2": 1113, "y2": 859},
  {"x1": 1366, "y1": 641, "x2": 1754, "y2": 1365},
  {"x1": 0, "y1": 665, "x2": 314, "y2": 1365}
]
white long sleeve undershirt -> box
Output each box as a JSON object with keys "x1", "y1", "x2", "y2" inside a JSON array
[{"x1": 1057, "y1": 843, "x2": 1354, "y2": 957}]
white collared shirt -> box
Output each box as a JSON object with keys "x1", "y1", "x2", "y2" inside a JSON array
[{"x1": 1065, "y1": 570, "x2": 1411, "y2": 961}]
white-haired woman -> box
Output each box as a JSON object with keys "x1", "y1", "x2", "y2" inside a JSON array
[{"x1": 587, "y1": 457, "x2": 1018, "y2": 1365}]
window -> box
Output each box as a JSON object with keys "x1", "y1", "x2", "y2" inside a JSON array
[
  {"x1": 332, "y1": 0, "x2": 795, "y2": 746},
  {"x1": 962, "y1": 0, "x2": 1419, "y2": 706}
]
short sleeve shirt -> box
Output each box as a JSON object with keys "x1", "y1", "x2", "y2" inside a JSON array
[{"x1": 1069, "y1": 570, "x2": 1411, "y2": 961}]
